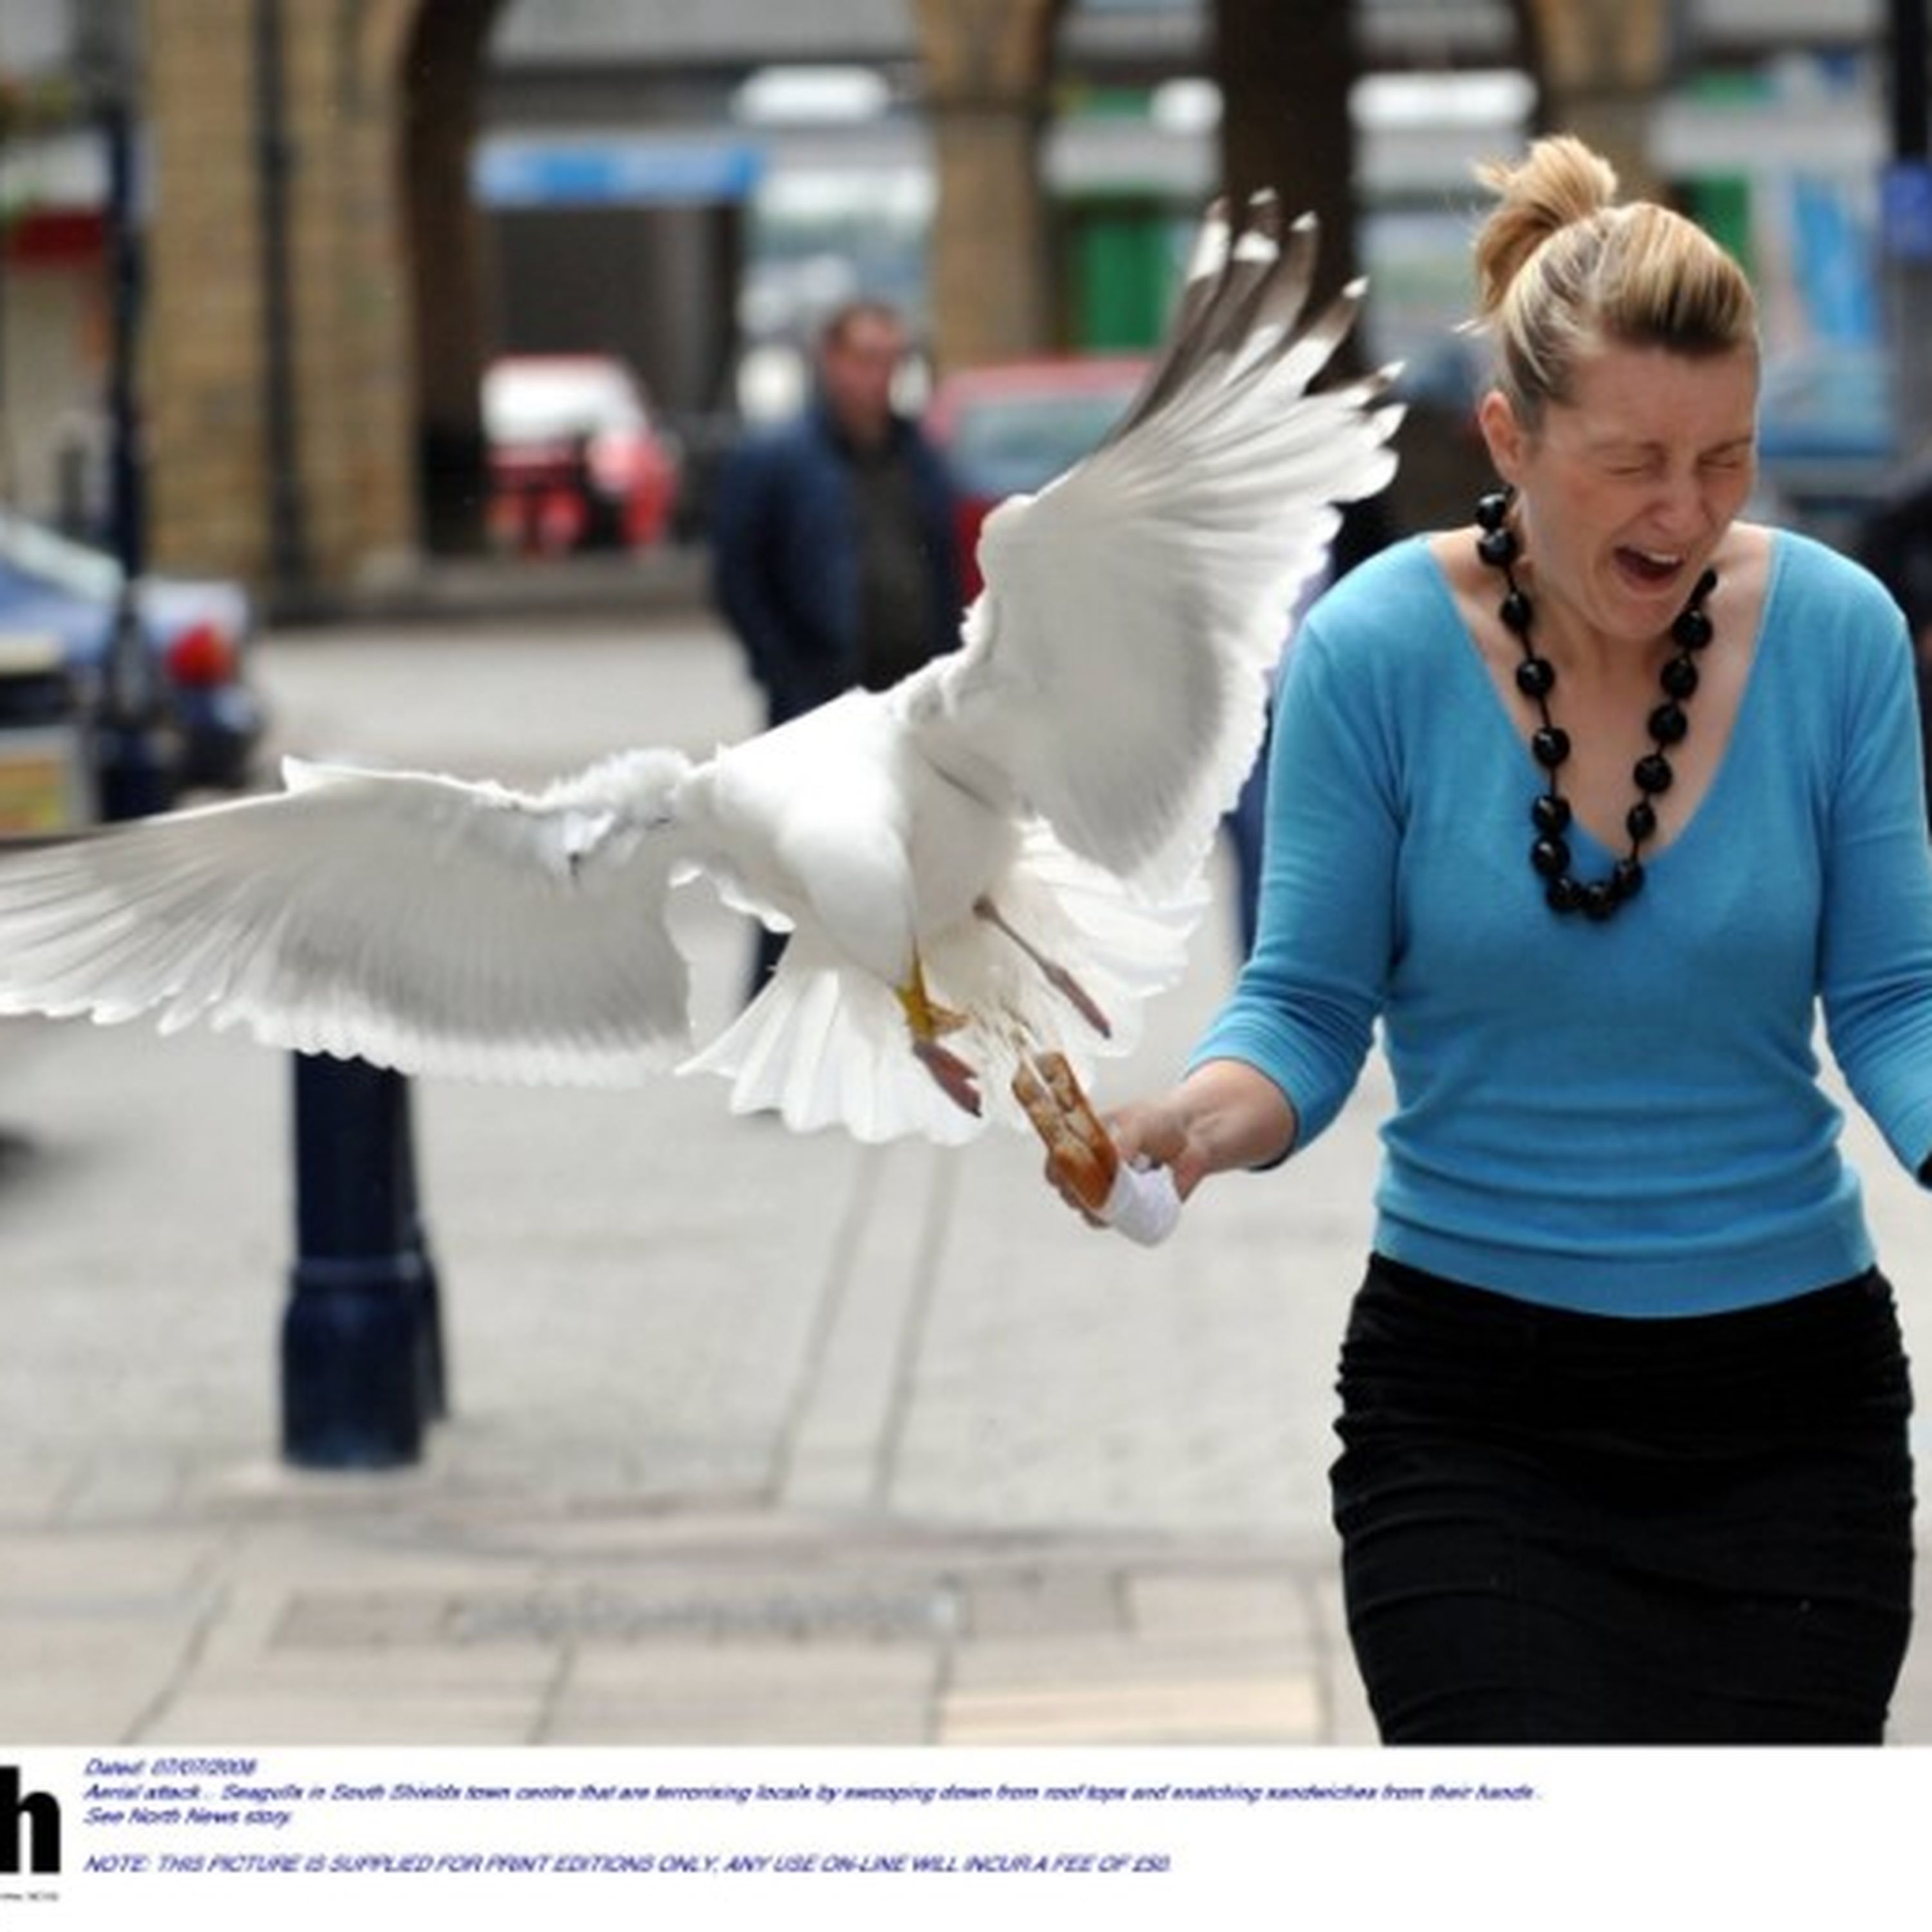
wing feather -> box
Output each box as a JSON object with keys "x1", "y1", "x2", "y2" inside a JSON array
[
  {"x1": 0, "y1": 751, "x2": 703, "y2": 1084},
  {"x1": 908, "y1": 197, "x2": 1402, "y2": 898}
]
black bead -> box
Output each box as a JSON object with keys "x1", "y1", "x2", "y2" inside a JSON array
[
  {"x1": 1661, "y1": 655, "x2": 1700, "y2": 699},
  {"x1": 1532, "y1": 726, "x2": 1571, "y2": 770},
  {"x1": 1672, "y1": 605, "x2": 1714, "y2": 651},
  {"x1": 1634, "y1": 752, "x2": 1674, "y2": 795},
  {"x1": 1473, "y1": 491, "x2": 1717, "y2": 929},
  {"x1": 1515, "y1": 654, "x2": 1555, "y2": 697},
  {"x1": 1648, "y1": 701, "x2": 1688, "y2": 745}
]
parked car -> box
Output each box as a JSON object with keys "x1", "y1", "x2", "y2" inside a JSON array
[
  {"x1": 0, "y1": 506, "x2": 265, "y2": 819},
  {"x1": 482, "y1": 354, "x2": 682, "y2": 556},
  {"x1": 923, "y1": 355, "x2": 1151, "y2": 596},
  {"x1": 0, "y1": 630, "x2": 92, "y2": 837}
]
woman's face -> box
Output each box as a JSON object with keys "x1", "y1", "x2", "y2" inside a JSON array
[{"x1": 1479, "y1": 339, "x2": 1759, "y2": 643}]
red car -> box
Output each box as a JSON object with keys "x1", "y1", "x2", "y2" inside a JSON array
[
  {"x1": 483, "y1": 355, "x2": 681, "y2": 556},
  {"x1": 924, "y1": 355, "x2": 1151, "y2": 597}
]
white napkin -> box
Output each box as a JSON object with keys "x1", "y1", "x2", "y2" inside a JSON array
[{"x1": 1101, "y1": 1159, "x2": 1182, "y2": 1246}]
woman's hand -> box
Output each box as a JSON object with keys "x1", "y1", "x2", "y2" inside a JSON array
[{"x1": 1018, "y1": 1055, "x2": 1297, "y2": 1228}]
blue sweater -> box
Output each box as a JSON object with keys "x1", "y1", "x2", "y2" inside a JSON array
[{"x1": 1193, "y1": 531, "x2": 1932, "y2": 1316}]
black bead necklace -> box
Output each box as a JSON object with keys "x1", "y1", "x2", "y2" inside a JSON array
[{"x1": 1475, "y1": 489, "x2": 1717, "y2": 923}]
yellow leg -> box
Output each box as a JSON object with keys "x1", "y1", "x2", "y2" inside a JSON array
[
  {"x1": 896, "y1": 952, "x2": 980, "y2": 1116},
  {"x1": 895, "y1": 951, "x2": 968, "y2": 1043}
]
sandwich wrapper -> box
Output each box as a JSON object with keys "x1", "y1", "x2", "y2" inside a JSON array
[{"x1": 1102, "y1": 1157, "x2": 1182, "y2": 1246}]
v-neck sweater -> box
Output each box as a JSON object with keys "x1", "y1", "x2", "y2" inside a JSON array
[{"x1": 1192, "y1": 529, "x2": 1932, "y2": 1316}]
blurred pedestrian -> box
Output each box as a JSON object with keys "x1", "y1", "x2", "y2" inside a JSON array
[
  {"x1": 710, "y1": 299, "x2": 964, "y2": 995},
  {"x1": 1857, "y1": 455, "x2": 1932, "y2": 647},
  {"x1": 1050, "y1": 134, "x2": 1930, "y2": 1744}
]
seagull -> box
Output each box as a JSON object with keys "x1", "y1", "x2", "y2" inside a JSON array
[{"x1": 0, "y1": 193, "x2": 1400, "y2": 1152}]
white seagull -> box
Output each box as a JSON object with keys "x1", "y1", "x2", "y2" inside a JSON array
[{"x1": 0, "y1": 194, "x2": 1400, "y2": 1158}]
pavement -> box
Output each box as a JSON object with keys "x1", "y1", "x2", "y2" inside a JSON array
[{"x1": 3, "y1": 557, "x2": 1932, "y2": 1754}]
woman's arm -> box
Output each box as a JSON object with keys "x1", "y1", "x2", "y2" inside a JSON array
[{"x1": 1036, "y1": 555, "x2": 1414, "y2": 1227}]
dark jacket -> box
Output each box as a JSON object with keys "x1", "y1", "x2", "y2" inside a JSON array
[
  {"x1": 1858, "y1": 457, "x2": 1932, "y2": 639},
  {"x1": 1854, "y1": 458, "x2": 1932, "y2": 822},
  {"x1": 710, "y1": 398, "x2": 963, "y2": 724}
]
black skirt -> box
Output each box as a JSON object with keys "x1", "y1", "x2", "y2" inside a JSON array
[{"x1": 1330, "y1": 1255, "x2": 1917, "y2": 1745}]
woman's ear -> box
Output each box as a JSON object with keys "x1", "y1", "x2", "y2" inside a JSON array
[{"x1": 1477, "y1": 388, "x2": 1522, "y2": 484}]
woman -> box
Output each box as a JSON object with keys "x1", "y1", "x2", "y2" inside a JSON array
[{"x1": 1066, "y1": 136, "x2": 1932, "y2": 1743}]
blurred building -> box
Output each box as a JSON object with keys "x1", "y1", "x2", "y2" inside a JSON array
[
  {"x1": 473, "y1": 0, "x2": 1518, "y2": 426},
  {"x1": 462, "y1": 0, "x2": 1932, "y2": 549},
  {"x1": 0, "y1": 0, "x2": 1917, "y2": 604}
]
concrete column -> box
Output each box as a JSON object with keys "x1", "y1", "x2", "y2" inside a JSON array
[
  {"x1": 278, "y1": 0, "x2": 422, "y2": 594},
  {"x1": 1520, "y1": 0, "x2": 1675, "y2": 197},
  {"x1": 140, "y1": 0, "x2": 265, "y2": 584},
  {"x1": 140, "y1": 0, "x2": 422, "y2": 598},
  {"x1": 911, "y1": 0, "x2": 1066, "y2": 372}
]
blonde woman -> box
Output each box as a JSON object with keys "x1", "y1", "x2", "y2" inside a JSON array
[{"x1": 1062, "y1": 137, "x2": 1929, "y2": 1743}]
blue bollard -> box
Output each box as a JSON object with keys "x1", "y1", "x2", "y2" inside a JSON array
[
  {"x1": 94, "y1": 715, "x2": 178, "y2": 822},
  {"x1": 282, "y1": 1054, "x2": 445, "y2": 1468}
]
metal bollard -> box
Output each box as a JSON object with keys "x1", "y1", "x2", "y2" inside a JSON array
[
  {"x1": 94, "y1": 714, "x2": 178, "y2": 822},
  {"x1": 281, "y1": 1054, "x2": 446, "y2": 1468}
]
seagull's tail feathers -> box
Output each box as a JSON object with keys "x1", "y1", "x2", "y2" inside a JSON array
[
  {"x1": 678, "y1": 935, "x2": 987, "y2": 1146},
  {"x1": 677, "y1": 822, "x2": 1204, "y2": 1144}
]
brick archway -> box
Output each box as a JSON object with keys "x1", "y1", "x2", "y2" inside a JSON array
[
  {"x1": 139, "y1": 0, "x2": 509, "y2": 608},
  {"x1": 135, "y1": 0, "x2": 1077, "y2": 607}
]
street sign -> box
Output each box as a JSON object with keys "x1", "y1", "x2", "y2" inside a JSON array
[{"x1": 475, "y1": 135, "x2": 765, "y2": 208}]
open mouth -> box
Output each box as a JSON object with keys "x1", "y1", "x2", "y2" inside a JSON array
[{"x1": 1615, "y1": 545, "x2": 1686, "y2": 590}]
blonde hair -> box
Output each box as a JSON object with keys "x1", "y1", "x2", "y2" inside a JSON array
[{"x1": 1471, "y1": 135, "x2": 1757, "y2": 426}]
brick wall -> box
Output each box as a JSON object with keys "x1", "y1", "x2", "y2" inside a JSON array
[{"x1": 140, "y1": 0, "x2": 421, "y2": 603}]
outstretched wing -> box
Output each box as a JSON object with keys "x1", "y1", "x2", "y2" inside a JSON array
[
  {"x1": 0, "y1": 750, "x2": 701, "y2": 1084},
  {"x1": 906, "y1": 194, "x2": 1403, "y2": 898}
]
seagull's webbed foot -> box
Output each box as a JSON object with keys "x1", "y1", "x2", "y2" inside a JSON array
[
  {"x1": 898, "y1": 955, "x2": 981, "y2": 1117},
  {"x1": 913, "y1": 1034, "x2": 983, "y2": 1117}
]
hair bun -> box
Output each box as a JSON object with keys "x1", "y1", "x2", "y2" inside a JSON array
[
  {"x1": 1465, "y1": 133, "x2": 1756, "y2": 424},
  {"x1": 1472, "y1": 135, "x2": 1620, "y2": 321}
]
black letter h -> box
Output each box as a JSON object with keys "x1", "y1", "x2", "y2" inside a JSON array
[{"x1": 0, "y1": 1766, "x2": 61, "y2": 1875}]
